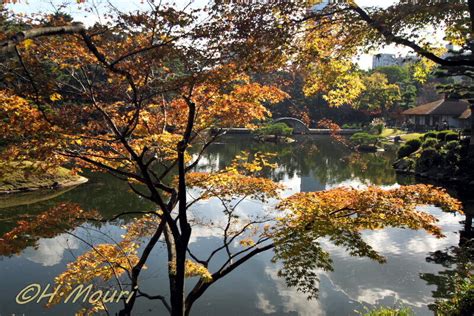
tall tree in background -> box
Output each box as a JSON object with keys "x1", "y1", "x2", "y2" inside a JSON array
[
  {"x1": 376, "y1": 65, "x2": 420, "y2": 110},
  {"x1": 303, "y1": 0, "x2": 474, "y2": 149},
  {"x1": 357, "y1": 72, "x2": 401, "y2": 120}
]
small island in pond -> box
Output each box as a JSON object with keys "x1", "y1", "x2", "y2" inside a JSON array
[{"x1": 0, "y1": 161, "x2": 87, "y2": 194}]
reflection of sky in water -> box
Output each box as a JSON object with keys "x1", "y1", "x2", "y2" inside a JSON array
[
  {"x1": 0, "y1": 136, "x2": 464, "y2": 315},
  {"x1": 23, "y1": 234, "x2": 79, "y2": 266}
]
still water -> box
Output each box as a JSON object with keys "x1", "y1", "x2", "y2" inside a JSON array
[{"x1": 0, "y1": 136, "x2": 468, "y2": 315}]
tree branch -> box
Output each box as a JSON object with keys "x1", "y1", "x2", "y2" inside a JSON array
[
  {"x1": 348, "y1": 4, "x2": 474, "y2": 67},
  {"x1": 0, "y1": 23, "x2": 85, "y2": 55}
]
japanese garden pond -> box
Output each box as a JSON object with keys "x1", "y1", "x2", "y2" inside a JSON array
[{"x1": 0, "y1": 135, "x2": 470, "y2": 316}]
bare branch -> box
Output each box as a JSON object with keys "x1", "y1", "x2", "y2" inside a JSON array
[
  {"x1": 347, "y1": 4, "x2": 474, "y2": 67},
  {"x1": 1, "y1": 23, "x2": 85, "y2": 55}
]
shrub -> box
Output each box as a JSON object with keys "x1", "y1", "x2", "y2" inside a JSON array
[
  {"x1": 397, "y1": 138, "x2": 421, "y2": 159},
  {"x1": 422, "y1": 137, "x2": 438, "y2": 149},
  {"x1": 393, "y1": 157, "x2": 416, "y2": 172},
  {"x1": 434, "y1": 272, "x2": 474, "y2": 315},
  {"x1": 406, "y1": 138, "x2": 422, "y2": 148},
  {"x1": 255, "y1": 123, "x2": 293, "y2": 137},
  {"x1": 368, "y1": 118, "x2": 385, "y2": 135},
  {"x1": 436, "y1": 130, "x2": 450, "y2": 141},
  {"x1": 445, "y1": 140, "x2": 461, "y2": 151},
  {"x1": 441, "y1": 140, "x2": 462, "y2": 171},
  {"x1": 361, "y1": 306, "x2": 414, "y2": 316},
  {"x1": 423, "y1": 131, "x2": 437, "y2": 139},
  {"x1": 342, "y1": 123, "x2": 363, "y2": 129},
  {"x1": 350, "y1": 132, "x2": 381, "y2": 146},
  {"x1": 444, "y1": 131, "x2": 459, "y2": 141},
  {"x1": 398, "y1": 146, "x2": 415, "y2": 159},
  {"x1": 461, "y1": 137, "x2": 471, "y2": 147},
  {"x1": 415, "y1": 148, "x2": 442, "y2": 172}
]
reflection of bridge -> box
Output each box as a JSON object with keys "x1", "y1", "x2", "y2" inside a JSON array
[
  {"x1": 221, "y1": 117, "x2": 361, "y2": 135},
  {"x1": 273, "y1": 117, "x2": 310, "y2": 134}
]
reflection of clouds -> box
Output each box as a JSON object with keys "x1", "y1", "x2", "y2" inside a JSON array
[
  {"x1": 187, "y1": 223, "x2": 223, "y2": 244},
  {"x1": 403, "y1": 207, "x2": 460, "y2": 253},
  {"x1": 23, "y1": 234, "x2": 79, "y2": 266},
  {"x1": 188, "y1": 195, "x2": 278, "y2": 244},
  {"x1": 357, "y1": 288, "x2": 398, "y2": 305},
  {"x1": 276, "y1": 204, "x2": 462, "y2": 313},
  {"x1": 355, "y1": 288, "x2": 430, "y2": 308},
  {"x1": 326, "y1": 179, "x2": 400, "y2": 190},
  {"x1": 277, "y1": 171, "x2": 300, "y2": 198},
  {"x1": 364, "y1": 206, "x2": 460, "y2": 255},
  {"x1": 321, "y1": 205, "x2": 461, "y2": 257},
  {"x1": 256, "y1": 292, "x2": 277, "y2": 314},
  {"x1": 263, "y1": 266, "x2": 325, "y2": 316},
  {"x1": 428, "y1": 207, "x2": 463, "y2": 226},
  {"x1": 406, "y1": 233, "x2": 457, "y2": 254},
  {"x1": 317, "y1": 230, "x2": 403, "y2": 257},
  {"x1": 363, "y1": 230, "x2": 402, "y2": 255},
  {"x1": 316, "y1": 270, "x2": 434, "y2": 309}
]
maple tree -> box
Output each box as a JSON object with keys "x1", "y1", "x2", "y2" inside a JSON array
[{"x1": 0, "y1": 2, "x2": 467, "y2": 316}]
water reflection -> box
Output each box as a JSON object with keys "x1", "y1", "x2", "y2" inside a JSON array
[
  {"x1": 0, "y1": 135, "x2": 468, "y2": 315},
  {"x1": 22, "y1": 234, "x2": 80, "y2": 267},
  {"x1": 196, "y1": 136, "x2": 399, "y2": 190}
]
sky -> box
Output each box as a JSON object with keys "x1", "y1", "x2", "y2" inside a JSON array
[{"x1": 5, "y1": 0, "x2": 430, "y2": 69}]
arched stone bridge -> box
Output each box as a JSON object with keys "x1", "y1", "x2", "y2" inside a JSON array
[{"x1": 273, "y1": 117, "x2": 310, "y2": 134}]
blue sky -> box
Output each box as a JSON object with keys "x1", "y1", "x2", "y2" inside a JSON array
[{"x1": 6, "y1": 0, "x2": 425, "y2": 69}]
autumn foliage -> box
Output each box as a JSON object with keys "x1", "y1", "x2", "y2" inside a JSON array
[
  {"x1": 273, "y1": 185, "x2": 463, "y2": 299},
  {"x1": 0, "y1": 1, "x2": 468, "y2": 315}
]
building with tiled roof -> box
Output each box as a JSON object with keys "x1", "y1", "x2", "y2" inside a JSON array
[{"x1": 402, "y1": 97, "x2": 471, "y2": 130}]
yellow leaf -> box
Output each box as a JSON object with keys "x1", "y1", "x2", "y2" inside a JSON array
[
  {"x1": 50, "y1": 93, "x2": 62, "y2": 102},
  {"x1": 24, "y1": 39, "x2": 33, "y2": 50}
]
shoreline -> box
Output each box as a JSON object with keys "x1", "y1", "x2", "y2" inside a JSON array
[
  {"x1": 395, "y1": 168, "x2": 474, "y2": 187},
  {"x1": 0, "y1": 175, "x2": 88, "y2": 195}
]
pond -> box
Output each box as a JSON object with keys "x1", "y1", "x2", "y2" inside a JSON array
[{"x1": 0, "y1": 135, "x2": 469, "y2": 315}]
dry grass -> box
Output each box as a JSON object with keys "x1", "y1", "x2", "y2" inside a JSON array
[{"x1": 0, "y1": 161, "x2": 82, "y2": 192}]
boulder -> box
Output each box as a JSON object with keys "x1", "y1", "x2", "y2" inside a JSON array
[{"x1": 393, "y1": 157, "x2": 414, "y2": 173}]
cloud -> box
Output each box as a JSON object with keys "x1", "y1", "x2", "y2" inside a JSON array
[
  {"x1": 256, "y1": 292, "x2": 277, "y2": 314},
  {"x1": 263, "y1": 266, "x2": 326, "y2": 316},
  {"x1": 23, "y1": 234, "x2": 79, "y2": 267}
]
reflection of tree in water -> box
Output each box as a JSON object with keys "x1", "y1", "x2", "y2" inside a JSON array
[
  {"x1": 0, "y1": 171, "x2": 154, "y2": 236},
  {"x1": 0, "y1": 203, "x2": 99, "y2": 257},
  {"x1": 420, "y1": 201, "x2": 474, "y2": 315},
  {"x1": 0, "y1": 134, "x2": 466, "y2": 315},
  {"x1": 198, "y1": 135, "x2": 398, "y2": 188},
  {"x1": 0, "y1": 164, "x2": 171, "y2": 256}
]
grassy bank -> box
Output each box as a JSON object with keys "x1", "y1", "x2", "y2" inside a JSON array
[
  {"x1": 0, "y1": 161, "x2": 87, "y2": 193},
  {"x1": 380, "y1": 128, "x2": 424, "y2": 142}
]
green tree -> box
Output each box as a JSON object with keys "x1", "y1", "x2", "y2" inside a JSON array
[
  {"x1": 357, "y1": 72, "x2": 401, "y2": 120},
  {"x1": 302, "y1": 0, "x2": 474, "y2": 150},
  {"x1": 376, "y1": 65, "x2": 420, "y2": 110}
]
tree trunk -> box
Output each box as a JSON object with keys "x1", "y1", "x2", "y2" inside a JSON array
[
  {"x1": 171, "y1": 142, "x2": 192, "y2": 315},
  {"x1": 118, "y1": 300, "x2": 135, "y2": 316},
  {"x1": 470, "y1": 104, "x2": 474, "y2": 155},
  {"x1": 170, "y1": 245, "x2": 187, "y2": 316},
  {"x1": 469, "y1": 0, "x2": 474, "y2": 34},
  {"x1": 185, "y1": 281, "x2": 209, "y2": 316},
  {"x1": 380, "y1": 103, "x2": 388, "y2": 122}
]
